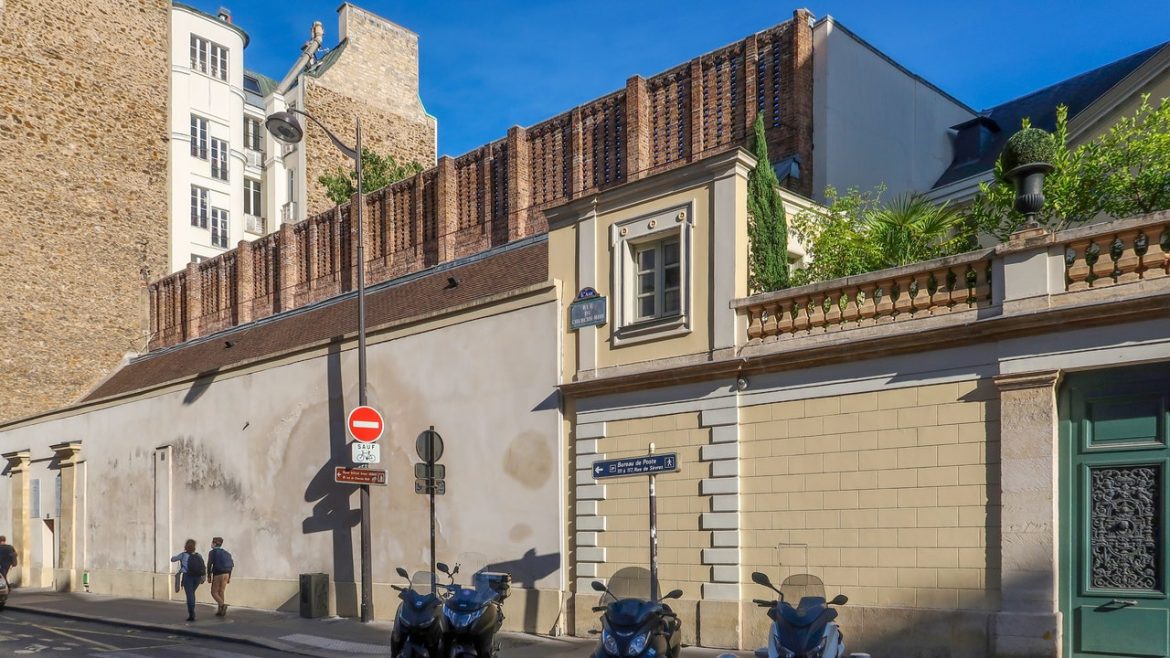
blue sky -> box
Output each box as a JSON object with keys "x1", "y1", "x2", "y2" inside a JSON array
[{"x1": 201, "y1": 0, "x2": 1170, "y2": 158}]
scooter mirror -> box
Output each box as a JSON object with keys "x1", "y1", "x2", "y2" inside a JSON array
[
  {"x1": 663, "y1": 589, "x2": 684, "y2": 600},
  {"x1": 830, "y1": 594, "x2": 849, "y2": 605},
  {"x1": 395, "y1": 567, "x2": 409, "y2": 579},
  {"x1": 590, "y1": 580, "x2": 607, "y2": 593},
  {"x1": 751, "y1": 571, "x2": 772, "y2": 587},
  {"x1": 436, "y1": 562, "x2": 450, "y2": 575}
]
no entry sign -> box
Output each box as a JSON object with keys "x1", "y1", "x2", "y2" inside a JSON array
[{"x1": 348, "y1": 406, "x2": 385, "y2": 443}]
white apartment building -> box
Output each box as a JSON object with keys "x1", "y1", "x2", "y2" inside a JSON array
[{"x1": 167, "y1": 2, "x2": 438, "y2": 272}]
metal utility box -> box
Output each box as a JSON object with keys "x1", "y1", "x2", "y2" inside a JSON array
[{"x1": 299, "y1": 572, "x2": 329, "y2": 618}]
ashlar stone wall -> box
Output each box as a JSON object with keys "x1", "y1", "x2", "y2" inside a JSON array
[
  {"x1": 303, "y1": 4, "x2": 437, "y2": 214},
  {"x1": 0, "y1": 0, "x2": 170, "y2": 422}
]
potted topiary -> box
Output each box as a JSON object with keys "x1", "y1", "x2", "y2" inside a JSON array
[{"x1": 1000, "y1": 127, "x2": 1057, "y2": 226}]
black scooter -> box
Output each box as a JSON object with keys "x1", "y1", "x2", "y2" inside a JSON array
[
  {"x1": 750, "y1": 571, "x2": 849, "y2": 658},
  {"x1": 390, "y1": 567, "x2": 444, "y2": 657},
  {"x1": 437, "y1": 562, "x2": 510, "y2": 657},
  {"x1": 590, "y1": 580, "x2": 683, "y2": 658}
]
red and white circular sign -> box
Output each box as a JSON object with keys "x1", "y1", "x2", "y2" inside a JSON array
[{"x1": 347, "y1": 406, "x2": 385, "y2": 443}]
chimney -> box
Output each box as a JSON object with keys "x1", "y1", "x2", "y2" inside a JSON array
[{"x1": 217, "y1": 7, "x2": 232, "y2": 23}]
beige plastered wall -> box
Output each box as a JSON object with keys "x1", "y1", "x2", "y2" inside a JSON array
[{"x1": 0, "y1": 286, "x2": 564, "y2": 632}]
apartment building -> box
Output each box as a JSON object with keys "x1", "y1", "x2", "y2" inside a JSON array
[{"x1": 169, "y1": 2, "x2": 437, "y2": 271}]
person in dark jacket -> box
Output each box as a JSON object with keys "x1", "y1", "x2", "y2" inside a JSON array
[
  {"x1": 207, "y1": 536, "x2": 233, "y2": 617},
  {"x1": 0, "y1": 536, "x2": 16, "y2": 580}
]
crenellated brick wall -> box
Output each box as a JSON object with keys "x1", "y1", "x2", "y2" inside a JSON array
[{"x1": 148, "y1": 10, "x2": 814, "y2": 350}]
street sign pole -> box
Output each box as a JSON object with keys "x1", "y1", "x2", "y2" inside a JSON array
[
  {"x1": 648, "y1": 443, "x2": 659, "y2": 602},
  {"x1": 353, "y1": 118, "x2": 374, "y2": 624},
  {"x1": 428, "y1": 425, "x2": 437, "y2": 595}
]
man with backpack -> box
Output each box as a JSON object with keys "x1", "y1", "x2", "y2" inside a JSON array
[
  {"x1": 207, "y1": 536, "x2": 234, "y2": 617},
  {"x1": 170, "y1": 539, "x2": 205, "y2": 621}
]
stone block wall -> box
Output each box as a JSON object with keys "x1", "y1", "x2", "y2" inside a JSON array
[
  {"x1": 304, "y1": 3, "x2": 438, "y2": 215},
  {"x1": 739, "y1": 380, "x2": 1001, "y2": 613},
  {"x1": 0, "y1": 0, "x2": 170, "y2": 422}
]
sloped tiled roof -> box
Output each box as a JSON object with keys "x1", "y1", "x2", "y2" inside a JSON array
[
  {"x1": 933, "y1": 42, "x2": 1167, "y2": 188},
  {"x1": 83, "y1": 239, "x2": 549, "y2": 403}
]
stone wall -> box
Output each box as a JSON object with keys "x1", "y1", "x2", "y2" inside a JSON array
[
  {"x1": 303, "y1": 4, "x2": 438, "y2": 215},
  {"x1": 0, "y1": 0, "x2": 170, "y2": 422}
]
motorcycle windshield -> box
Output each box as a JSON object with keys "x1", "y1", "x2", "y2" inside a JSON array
[
  {"x1": 401, "y1": 589, "x2": 440, "y2": 609},
  {"x1": 447, "y1": 584, "x2": 495, "y2": 612},
  {"x1": 606, "y1": 598, "x2": 663, "y2": 628},
  {"x1": 779, "y1": 573, "x2": 825, "y2": 603}
]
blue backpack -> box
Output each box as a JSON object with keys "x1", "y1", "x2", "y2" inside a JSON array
[{"x1": 211, "y1": 547, "x2": 234, "y2": 572}]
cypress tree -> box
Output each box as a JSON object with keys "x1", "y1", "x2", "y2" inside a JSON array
[{"x1": 747, "y1": 114, "x2": 790, "y2": 292}]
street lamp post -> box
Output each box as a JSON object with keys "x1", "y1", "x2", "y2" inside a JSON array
[{"x1": 266, "y1": 108, "x2": 373, "y2": 623}]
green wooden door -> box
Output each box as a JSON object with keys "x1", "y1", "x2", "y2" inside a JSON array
[{"x1": 1061, "y1": 365, "x2": 1170, "y2": 658}]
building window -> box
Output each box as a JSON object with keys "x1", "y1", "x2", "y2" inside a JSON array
[
  {"x1": 190, "y1": 185, "x2": 209, "y2": 228},
  {"x1": 244, "y1": 178, "x2": 261, "y2": 216},
  {"x1": 190, "y1": 35, "x2": 228, "y2": 81},
  {"x1": 245, "y1": 117, "x2": 262, "y2": 152},
  {"x1": 610, "y1": 204, "x2": 693, "y2": 345},
  {"x1": 190, "y1": 254, "x2": 207, "y2": 264},
  {"x1": 209, "y1": 42, "x2": 228, "y2": 80},
  {"x1": 633, "y1": 238, "x2": 682, "y2": 322},
  {"x1": 190, "y1": 115, "x2": 207, "y2": 159},
  {"x1": 210, "y1": 138, "x2": 228, "y2": 180},
  {"x1": 211, "y1": 208, "x2": 229, "y2": 248}
]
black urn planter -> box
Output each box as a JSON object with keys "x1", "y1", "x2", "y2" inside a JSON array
[{"x1": 1005, "y1": 162, "x2": 1054, "y2": 226}]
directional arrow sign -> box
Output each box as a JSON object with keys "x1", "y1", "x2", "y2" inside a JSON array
[{"x1": 591, "y1": 453, "x2": 679, "y2": 479}]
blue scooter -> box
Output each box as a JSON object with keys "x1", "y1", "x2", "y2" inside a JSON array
[{"x1": 749, "y1": 571, "x2": 849, "y2": 658}]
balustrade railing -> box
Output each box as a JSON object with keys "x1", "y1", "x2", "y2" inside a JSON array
[{"x1": 1064, "y1": 217, "x2": 1170, "y2": 290}]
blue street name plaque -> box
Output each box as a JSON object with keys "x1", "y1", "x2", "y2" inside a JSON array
[
  {"x1": 591, "y1": 453, "x2": 679, "y2": 479},
  {"x1": 569, "y1": 287, "x2": 607, "y2": 330}
]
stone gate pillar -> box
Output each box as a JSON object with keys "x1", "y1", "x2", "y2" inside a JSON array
[
  {"x1": 2, "y1": 450, "x2": 30, "y2": 587},
  {"x1": 51, "y1": 441, "x2": 83, "y2": 592},
  {"x1": 993, "y1": 370, "x2": 1062, "y2": 658}
]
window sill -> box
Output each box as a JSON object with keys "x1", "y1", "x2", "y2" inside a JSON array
[{"x1": 612, "y1": 314, "x2": 690, "y2": 347}]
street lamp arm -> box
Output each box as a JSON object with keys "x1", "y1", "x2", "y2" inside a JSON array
[{"x1": 285, "y1": 107, "x2": 359, "y2": 161}]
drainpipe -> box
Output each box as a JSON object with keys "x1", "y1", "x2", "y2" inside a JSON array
[{"x1": 276, "y1": 21, "x2": 324, "y2": 95}]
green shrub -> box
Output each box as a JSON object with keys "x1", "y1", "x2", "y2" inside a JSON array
[{"x1": 1001, "y1": 127, "x2": 1056, "y2": 171}]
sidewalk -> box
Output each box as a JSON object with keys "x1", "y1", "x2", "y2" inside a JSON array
[
  {"x1": 5, "y1": 589, "x2": 752, "y2": 657},
  {"x1": 7, "y1": 588, "x2": 400, "y2": 657}
]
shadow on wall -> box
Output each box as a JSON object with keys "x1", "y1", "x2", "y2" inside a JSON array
[
  {"x1": 182, "y1": 369, "x2": 219, "y2": 406},
  {"x1": 300, "y1": 340, "x2": 360, "y2": 616},
  {"x1": 485, "y1": 548, "x2": 560, "y2": 633}
]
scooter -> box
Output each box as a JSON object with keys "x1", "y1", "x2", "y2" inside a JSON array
[
  {"x1": 749, "y1": 571, "x2": 848, "y2": 658},
  {"x1": 390, "y1": 567, "x2": 444, "y2": 658},
  {"x1": 590, "y1": 580, "x2": 683, "y2": 658},
  {"x1": 437, "y1": 562, "x2": 510, "y2": 657}
]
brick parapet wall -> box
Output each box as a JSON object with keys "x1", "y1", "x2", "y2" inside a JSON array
[
  {"x1": 147, "y1": 12, "x2": 813, "y2": 350},
  {"x1": 0, "y1": 0, "x2": 170, "y2": 420}
]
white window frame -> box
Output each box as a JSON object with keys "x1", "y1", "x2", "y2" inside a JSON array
[
  {"x1": 190, "y1": 35, "x2": 228, "y2": 81},
  {"x1": 210, "y1": 208, "x2": 230, "y2": 248},
  {"x1": 633, "y1": 237, "x2": 682, "y2": 322},
  {"x1": 609, "y1": 202, "x2": 694, "y2": 345},
  {"x1": 190, "y1": 115, "x2": 207, "y2": 160},
  {"x1": 244, "y1": 178, "x2": 261, "y2": 216},
  {"x1": 210, "y1": 137, "x2": 228, "y2": 181},
  {"x1": 190, "y1": 185, "x2": 209, "y2": 228},
  {"x1": 209, "y1": 42, "x2": 228, "y2": 80},
  {"x1": 245, "y1": 117, "x2": 262, "y2": 152}
]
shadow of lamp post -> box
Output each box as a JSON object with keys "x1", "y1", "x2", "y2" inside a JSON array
[{"x1": 265, "y1": 109, "x2": 375, "y2": 623}]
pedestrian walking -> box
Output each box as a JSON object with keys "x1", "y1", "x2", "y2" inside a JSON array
[
  {"x1": 170, "y1": 539, "x2": 206, "y2": 621},
  {"x1": 0, "y1": 536, "x2": 16, "y2": 581},
  {"x1": 207, "y1": 536, "x2": 234, "y2": 617}
]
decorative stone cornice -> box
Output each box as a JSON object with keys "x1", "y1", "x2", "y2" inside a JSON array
[
  {"x1": 2, "y1": 450, "x2": 30, "y2": 474},
  {"x1": 50, "y1": 441, "x2": 83, "y2": 467},
  {"x1": 993, "y1": 370, "x2": 1062, "y2": 392}
]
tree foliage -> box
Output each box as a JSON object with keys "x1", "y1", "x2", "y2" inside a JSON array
[
  {"x1": 966, "y1": 95, "x2": 1170, "y2": 241},
  {"x1": 318, "y1": 148, "x2": 424, "y2": 206},
  {"x1": 789, "y1": 186, "x2": 968, "y2": 286},
  {"x1": 747, "y1": 114, "x2": 791, "y2": 292}
]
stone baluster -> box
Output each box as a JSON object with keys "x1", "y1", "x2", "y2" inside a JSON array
[
  {"x1": 1113, "y1": 230, "x2": 1141, "y2": 284},
  {"x1": 776, "y1": 299, "x2": 794, "y2": 335},
  {"x1": 823, "y1": 291, "x2": 842, "y2": 329},
  {"x1": 857, "y1": 283, "x2": 877, "y2": 328},
  {"x1": 763, "y1": 301, "x2": 780, "y2": 339},
  {"x1": 1088, "y1": 238, "x2": 1113, "y2": 285},
  {"x1": 874, "y1": 281, "x2": 895, "y2": 323},
  {"x1": 1065, "y1": 240, "x2": 1092, "y2": 291},
  {"x1": 807, "y1": 292, "x2": 826, "y2": 332},
  {"x1": 840, "y1": 287, "x2": 860, "y2": 328},
  {"x1": 929, "y1": 267, "x2": 952, "y2": 314},
  {"x1": 746, "y1": 306, "x2": 763, "y2": 342}
]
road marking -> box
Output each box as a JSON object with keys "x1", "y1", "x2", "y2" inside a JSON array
[
  {"x1": 281, "y1": 633, "x2": 386, "y2": 654},
  {"x1": 28, "y1": 623, "x2": 120, "y2": 651}
]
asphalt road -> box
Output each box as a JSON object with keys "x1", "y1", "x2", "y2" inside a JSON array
[{"x1": 0, "y1": 609, "x2": 290, "y2": 657}]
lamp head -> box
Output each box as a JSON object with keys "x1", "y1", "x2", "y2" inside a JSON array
[{"x1": 266, "y1": 111, "x2": 304, "y2": 144}]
